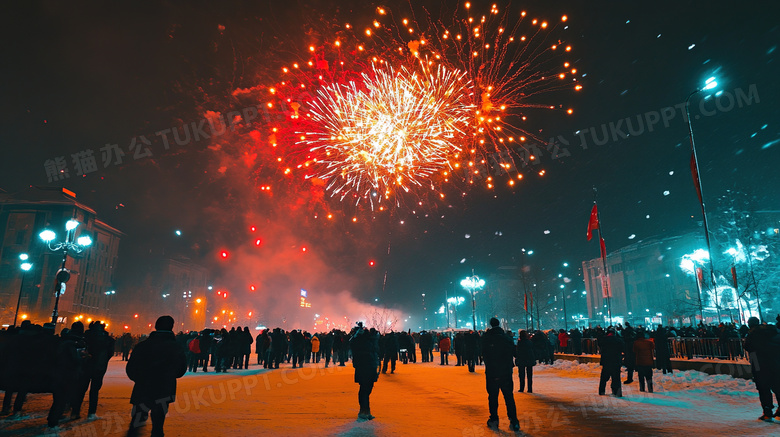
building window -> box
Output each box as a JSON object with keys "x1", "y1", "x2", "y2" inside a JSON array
[{"x1": 15, "y1": 230, "x2": 26, "y2": 245}]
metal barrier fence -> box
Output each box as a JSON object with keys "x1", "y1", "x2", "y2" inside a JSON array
[{"x1": 568, "y1": 337, "x2": 748, "y2": 361}]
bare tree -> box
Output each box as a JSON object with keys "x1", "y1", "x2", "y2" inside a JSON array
[{"x1": 363, "y1": 308, "x2": 399, "y2": 334}]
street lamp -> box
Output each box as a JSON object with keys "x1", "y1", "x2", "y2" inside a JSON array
[
  {"x1": 39, "y1": 219, "x2": 92, "y2": 325},
  {"x1": 447, "y1": 296, "x2": 465, "y2": 328},
  {"x1": 686, "y1": 76, "x2": 722, "y2": 322},
  {"x1": 460, "y1": 272, "x2": 485, "y2": 329},
  {"x1": 13, "y1": 254, "x2": 33, "y2": 327}
]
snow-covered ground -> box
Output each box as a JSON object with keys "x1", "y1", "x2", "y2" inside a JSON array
[{"x1": 0, "y1": 353, "x2": 773, "y2": 437}]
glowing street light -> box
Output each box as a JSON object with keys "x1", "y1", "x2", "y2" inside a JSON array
[
  {"x1": 39, "y1": 218, "x2": 93, "y2": 325},
  {"x1": 14, "y1": 253, "x2": 33, "y2": 326},
  {"x1": 461, "y1": 272, "x2": 485, "y2": 329},
  {"x1": 447, "y1": 296, "x2": 465, "y2": 328}
]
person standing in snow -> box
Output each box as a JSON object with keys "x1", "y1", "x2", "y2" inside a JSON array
[
  {"x1": 598, "y1": 326, "x2": 624, "y2": 397},
  {"x1": 126, "y1": 316, "x2": 187, "y2": 437},
  {"x1": 515, "y1": 330, "x2": 536, "y2": 393},
  {"x1": 482, "y1": 318, "x2": 521, "y2": 432},
  {"x1": 744, "y1": 316, "x2": 780, "y2": 421},
  {"x1": 632, "y1": 328, "x2": 655, "y2": 393},
  {"x1": 438, "y1": 334, "x2": 451, "y2": 365},
  {"x1": 350, "y1": 323, "x2": 379, "y2": 421}
]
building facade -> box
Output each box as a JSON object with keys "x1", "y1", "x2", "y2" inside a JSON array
[
  {"x1": 582, "y1": 232, "x2": 705, "y2": 326},
  {"x1": 0, "y1": 187, "x2": 121, "y2": 327}
]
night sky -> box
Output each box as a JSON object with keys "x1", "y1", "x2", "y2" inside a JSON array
[{"x1": 2, "y1": 1, "x2": 778, "y2": 327}]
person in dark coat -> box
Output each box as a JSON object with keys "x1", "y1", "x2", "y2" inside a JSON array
[
  {"x1": 73, "y1": 321, "x2": 115, "y2": 419},
  {"x1": 320, "y1": 331, "x2": 333, "y2": 368},
  {"x1": 515, "y1": 330, "x2": 536, "y2": 393},
  {"x1": 350, "y1": 323, "x2": 380, "y2": 421},
  {"x1": 531, "y1": 330, "x2": 550, "y2": 364},
  {"x1": 465, "y1": 330, "x2": 480, "y2": 372},
  {"x1": 126, "y1": 316, "x2": 187, "y2": 437},
  {"x1": 598, "y1": 327, "x2": 624, "y2": 397},
  {"x1": 653, "y1": 325, "x2": 673, "y2": 374},
  {"x1": 622, "y1": 323, "x2": 636, "y2": 384},
  {"x1": 198, "y1": 331, "x2": 212, "y2": 372},
  {"x1": 47, "y1": 321, "x2": 88, "y2": 429},
  {"x1": 243, "y1": 327, "x2": 254, "y2": 368},
  {"x1": 256, "y1": 330, "x2": 265, "y2": 365},
  {"x1": 381, "y1": 331, "x2": 398, "y2": 374},
  {"x1": 121, "y1": 332, "x2": 133, "y2": 361},
  {"x1": 482, "y1": 318, "x2": 520, "y2": 432},
  {"x1": 570, "y1": 328, "x2": 583, "y2": 355},
  {"x1": 291, "y1": 330, "x2": 305, "y2": 368},
  {"x1": 744, "y1": 317, "x2": 780, "y2": 421},
  {"x1": 454, "y1": 332, "x2": 466, "y2": 366},
  {"x1": 633, "y1": 328, "x2": 655, "y2": 393}
]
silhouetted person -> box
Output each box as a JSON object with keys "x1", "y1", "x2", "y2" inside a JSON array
[
  {"x1": 744, "y1": 317, "x2": 780, "y2": 421},
  {"x1": 126, "y1": 316, "x2": 187, "y2": 437},
  {"x1": 73, "y1": 321, "x2": 115, "y2": 419},
  {"x1": 598, "y1": 326, "x2": 624, "y2": 397},
  {"x1": 515, "y1": 330, "x2": 536, "y2": 393},
  {"x1": 482, "y1": 318, "x2": 520, "y2": 432},
  {"x1": 350, "y1": 323, "x2": 379, "y2": 421},
  {"x1": 47, "y1": 321, "x2": 87, "y2": 429}
]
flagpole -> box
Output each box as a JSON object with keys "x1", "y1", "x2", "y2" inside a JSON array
[
  {"x1": 593, "y1": 187, "x2": 613, "y2": 324},
  {"x1": 686, "y1": 91, "x2": 722, "y2": 323}
]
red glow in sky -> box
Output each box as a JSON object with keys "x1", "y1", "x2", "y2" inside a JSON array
[
  {"x1": 220, "y1": 250, "x2": 229, "y2": 259},
  {"x1": 255, "y1": 238, "x2": 263, "y2": 246},
  {"x1": 369, "y1": 260, "x2": 375, "y2": 266}
]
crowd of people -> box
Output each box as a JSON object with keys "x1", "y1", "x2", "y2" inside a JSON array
[{"x1": 2, "y1": 316, "x2": 780, "y2": 433}]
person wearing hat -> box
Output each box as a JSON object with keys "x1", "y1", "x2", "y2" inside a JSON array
[
  {"x1": 482, "y1": 317, "x2": 520, "y2": 432},
  {"x1": 126, "y1": 315, "x2": 187, "y2": 437}
]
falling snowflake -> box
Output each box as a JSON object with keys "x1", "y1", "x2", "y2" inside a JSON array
[
  {"x1": 668, "y1": 171, "x2": 674, "y2": 176},
  {"x1": 688, "y1": 43, "x2": 696, "y2": 50},
  {"x1": 663, "y1": 191, "x2": 670, "y2": 196},
  {"x1": 646, "y1": 215, "x2": 650, "y2": 219},
  {"x1": 465, "y1": 234, "x2": 471, "y2": 239},
  {"x1": 544, "y1": 230, "x2": 551, "y2": 235},
  {"x1": 494, "y1": 231, "x2": 503, "y2": 236},
  {"x1": 628, "y1": 234, "x2": 636, "y2": 239},
  {"x1": 460, "y1": 258, "x2": 466, "y2": 264}
]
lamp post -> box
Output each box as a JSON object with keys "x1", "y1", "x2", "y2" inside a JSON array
[
  {"x1": 13, "y1": 254, "x2": 33, "y2": 327},
  {"x1": 520, "y1": 248, "x2": 534, "y2": 330},
  {"x1": 39, "y1": 219, "x2": 93, "y2": 325},
  {"x1": 461, "y1": 271, "x2": 485, "y2": 330},
  {"x1": 686, "y1": 76, "x2": 722, "y2": 322},
  {"x1": 447, "y1": 296, "x2": 464, "y2": 328}
]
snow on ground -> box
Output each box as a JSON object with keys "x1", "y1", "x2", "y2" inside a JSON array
[{"x1": 0, "y1": 354, "x2": 775, "y2": 437}]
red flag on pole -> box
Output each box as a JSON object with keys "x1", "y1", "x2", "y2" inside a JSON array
[
  {"x1": 600, "y1": 237, "x2": 607, "y2": 260},
  {"x1": 523, "y1": 293, "x2": 528, "y2": 311},
  {"x1": 696, "y1": 267, "x2": 704, "y2": 284},
  {"x1": 691, "y1": 152, "x2": 703, "y2": 204},
  {"x1": 587, "y1": 204, "x2": 599, "y2": 241},
  {"x1": 731, "y1": 266, "x2": 738, "y2": 290}
]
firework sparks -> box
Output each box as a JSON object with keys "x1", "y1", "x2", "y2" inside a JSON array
[
  {"x1": 302, "y1": 63, "x2": 474, "y2": 207},
  {"x1": 231, "y1": 2, "x2": 582, "y2": 215}
]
